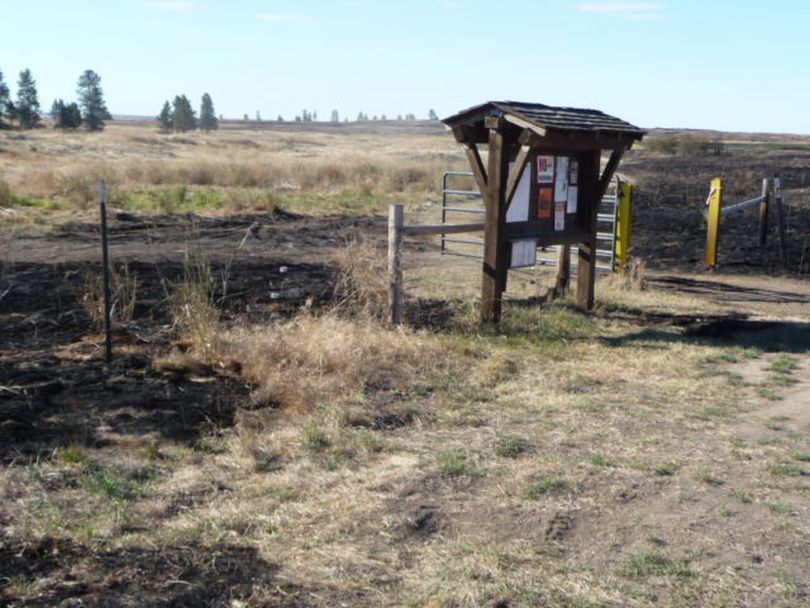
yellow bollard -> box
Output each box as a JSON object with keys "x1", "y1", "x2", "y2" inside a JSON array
[
  {"x1": 615, "y1": 180, "x2": 634, "y2": 269},
  {"x1": 705, "y1": 177, "x2": 724, "y2": 268}
]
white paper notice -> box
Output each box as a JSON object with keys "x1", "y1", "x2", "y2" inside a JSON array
[
  {"x1": 536, "y1": 156, "x2": 554, "y2": 184},
  {"x1": 506, "y1": 161, "x2": 531, "y2": 223},
  {"x1": 510, "y1": 239, "x2": 537, "y2": 268},
  {"x1": 554, "y1": 157, "x2": 569, "y2": 203},
  {"x1": 554, "y1": 202, "x2": 565, "y2": 231},
  {"x1": 567, "y1": 185, "x2": 578, "y2": 214},
  {"x1": 568, "y1": 158, "x2": 579, "y2": 186}
]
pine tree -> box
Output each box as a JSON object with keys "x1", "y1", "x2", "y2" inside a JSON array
[
  {"x1": 199, "y1": 93, "x2": 218, "y2": 131},
  {"x1": 157, "y1": 100, "x2": 172, "y2": 133},
  {"x1": 428, "y1": 109, "x2": 439, "y2": 121},
  {"x1": 255, "y1": 110, "x2": 262, "y2": 122},
  {"x1": 64, "y1": 102, "x2": 82, "y2": 129},
  {"x1": 16, "y1": 69, "x2": 41, "y2": 129},
  {"x1": 0, "y1": 70, "x2": 9, "y2": 128},
  {"x1": 277, "y1": 115, "x2": 283, "y2": 122},
  {"x1": 330, "y1": 109, "x2": 339, "y2": 123},
  {"x1": 77, "y1": 70, "x2": 110, "y2": 131},
  {"x1": 51, "y1": 99, "x2": 64, "y2": 123},
  {"x1": 172, "y1": 95, "x2": 196, "y2": 132}
]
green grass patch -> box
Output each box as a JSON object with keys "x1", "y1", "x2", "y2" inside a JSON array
[
  {"x1": 303, "y1": 424, "x2": 331, "y2": 453},
  {"x1": 436, "y1": 449, "x2": 484, "y2": 477},
  {"x1": 769, "y1": 355, "x2": 799, "y2": 374},
  {"x1": 523, "y1": 476, "x2": 568, "y2": 499},
  {"x1": 764, "y1": 500, "x2": 790, "y2": 514},
  {"x1": 494, "y1": 434, "x2": 531, "y2": 459},
  {"x1": 621, "y1": 552, "x2": 693, "y2": 579},
  {"x1": 588, "y1": 455, "x2": 615, "y2": 467},
  {"x1": 768, "y1": 462, "x2": 806, "y2": 477},
  {"x1": 85, "y1": 465, "x2": 156, "y2": 501}
]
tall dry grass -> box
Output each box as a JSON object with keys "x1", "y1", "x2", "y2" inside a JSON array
[{"x1": 221, "y1": 313, "x2": 432, "y2": 411}]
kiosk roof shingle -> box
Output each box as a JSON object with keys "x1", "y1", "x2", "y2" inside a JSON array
[{"x1": 443, "y1": 101, "x2": 645, "y2": 138}]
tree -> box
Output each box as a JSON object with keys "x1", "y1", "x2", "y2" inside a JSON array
[
  {"x1": 16, "y1": 69, "x2": 40, "y2": 129},
  {"x1": 157, "y1": 100, "x2": 172, "y2": 133},
  {"x1": 277, "y1": 114, "x2": 283, "y2": 122},
  {"x1": 172, "y1": 95, "x2": 196, "y2": 132},
  {"x1": 199, "y1": 93, "x2": 218, "y2": 131},
  {"x1": 255, "y1": 110, "x2": 262, "y2": 122},
  {"x1": 63, "y1": 102, "x2": 82, "y2": 129},
  {"x1": 52, "y1": 99, "x2": 80, "y2": 129},
  {"x1": 243, "y1": 113, "x2": 249, "y2": 121},
  {"x1": 330, "y1": 109, "x2": 339, "y2": 123},
  {"x1": 428, "y1": 109, "x2": 439, "y2": 121},
  {"x1": 77, "y1": 69, "x2": 110, "y2": 131},
  {"x1": 0, "y1": 71, "x2": 11, "y2": 128}
]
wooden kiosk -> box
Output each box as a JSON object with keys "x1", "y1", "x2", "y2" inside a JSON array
[{"x1": 443, "y1": 101, "x2": 645, "y2": 322}]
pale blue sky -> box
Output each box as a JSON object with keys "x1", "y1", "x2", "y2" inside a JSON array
[{"x1": 1, "y1": 1, "x2": 808, "y2": 132}]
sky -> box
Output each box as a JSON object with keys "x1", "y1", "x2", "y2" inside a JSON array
[{"x1": 1, "y1": 1, "x2": 809, "y2": 132}]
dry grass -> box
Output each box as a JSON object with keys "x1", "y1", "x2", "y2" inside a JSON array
[
  {"x1": 332, "y1": 236, "x2": 389, "y2": 319},
  {"x1": 81, "y1": 263, "x2": 139, "y2": 329},
  {"x1": 0, "y1": 124, "x2": 461, "y2": 217},
  {"x1": 221, "y1": 312, "x2": 435, "y2": 411}
]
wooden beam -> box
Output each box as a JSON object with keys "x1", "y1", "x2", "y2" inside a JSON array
[
  {"x1": 504, "y1": 145, "x2": 531, "y2": 207},
  {"x1": 576, "y1": 150, "x2": 601, "y2": 311},
  {"x1": 484, "y1": 115, "x2": 505, "y2": 130},
  {"x1": 481, "y1": 127, "x2": 510, "y2": 323},
  {"x1": 504, "y1": 113, "x2": 546, "y2": 136},
  {"x1": 402, "y1": 222, "x2": 484, "y2": 236},
  {"x1": 597, "y1": 149, "x2": 624, "y2": 199},
  {"x1": 464, "y1": 143, "x2": 488, "y2": 197}
]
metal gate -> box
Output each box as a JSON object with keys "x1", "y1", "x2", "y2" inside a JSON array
[{"x1": 440, "y1": 171, "x2": 624, "y2": 272}]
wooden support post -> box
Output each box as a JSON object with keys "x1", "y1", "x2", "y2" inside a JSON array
[
  {"x1": 576, "y1": 151, "x2": 601, "y2": 311},
  {"x1": 388, "y1": 204, "x2": 404, "y2": 325},
  {"x1": 758, "y1": 178, "x2": 770, "y2": 247},
  {"x1": 480, "y1": 128, "x2": 510, "y2": 323},
  {"x1": 705, "y1": 177, "x2": 723, "y2": 268},
  {"x1": 774, "y1": 174, "x2": 788, "y2": 268},
  {"x1": 615, "y1": 180, "x2": 634, "y2": 269},
  {"x1": 555, "y1": 245, "x2": 571, "y2": 294}
]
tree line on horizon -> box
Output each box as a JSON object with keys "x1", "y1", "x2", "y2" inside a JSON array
[
  {"x1": 155, "y1": 98, "x2": 441, "y2": 132},
  {"x1": 0, "y1": 67, "x2": 110, "y2": 131},
  {"x1": 157, "y1": 93, "x2": 218, "y2": 133}
]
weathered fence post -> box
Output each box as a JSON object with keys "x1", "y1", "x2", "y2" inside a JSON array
[
  {"x1": 758, "y1": 178, "x2": 770, "y2": 247},
  {"x1": 705, "y1": 177, "x2": 723, "y2": 268},
  {"x1": 388, "y1": 204, "x2": 404, "y2": 325},
  {"x1": 774, "y1": 174, "x2": 788, "y2": 268},
  {"x1": 99, "y1": 180, "x2": 113, "y2": 364}
]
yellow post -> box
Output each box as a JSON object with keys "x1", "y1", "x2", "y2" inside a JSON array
[
  {"x1": 705, "y1": 177, "x2": 723, "y2": 268},
  {"x1": 614, "y1": 180, "x2": 633, "y2": 269}
]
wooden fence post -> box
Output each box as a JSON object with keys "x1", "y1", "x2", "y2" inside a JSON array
[
  {"x1": 388, "y1": 204, "x2": 404, "y2": 325},
  {"x1": 774, "y1": 174, "x2": 788, "y2": 268},
  {"x1": 758, "y1": 178, "x2": 770, "y2": 247},
  {"x1": 705, "y1": 177, "x2": 723, "y2": 268}
]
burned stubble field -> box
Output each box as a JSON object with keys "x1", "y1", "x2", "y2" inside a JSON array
[{"x1": 1, "y1": 121, "x2": 809, "y2": 607}]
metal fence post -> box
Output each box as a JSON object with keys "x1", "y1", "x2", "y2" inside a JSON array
[
  {"x1": 615, "y1": 180, "x2": 633, "y2": 269},
  {"x1": 99, "y1": 180, "x2": 113, "y2": 364},
  {"x1": 705, "y1": 177, "x2": 723, "y2": 268}
]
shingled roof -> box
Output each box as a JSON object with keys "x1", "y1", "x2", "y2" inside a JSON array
[{"x1": 443, "y1": 101, "x2": 645, "y2": 139}]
